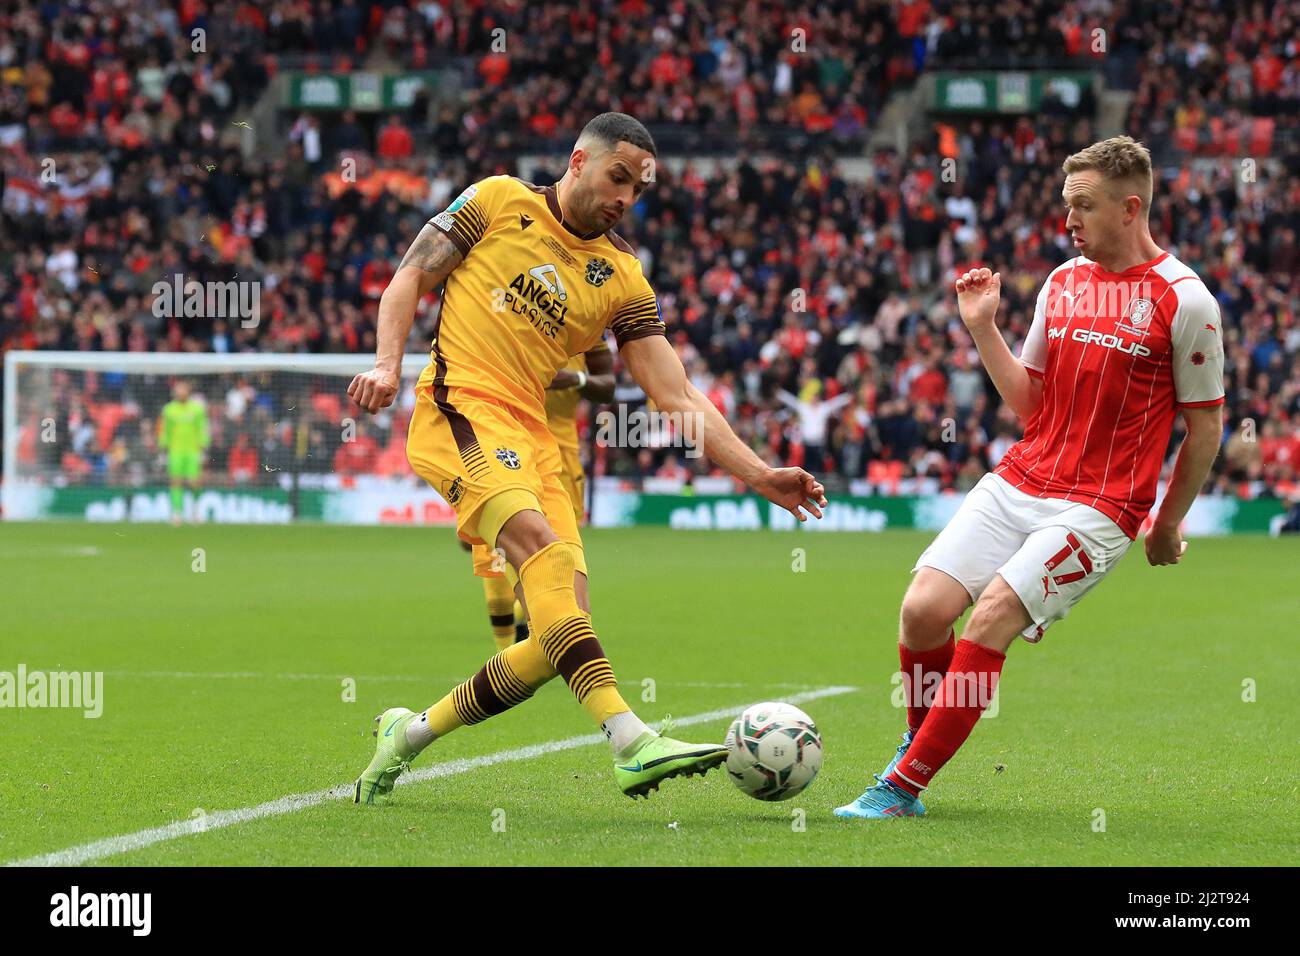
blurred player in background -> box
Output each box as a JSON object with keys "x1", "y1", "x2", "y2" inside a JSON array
[
  {"x1": 158, "y1": 380, "x2": 209, "y2": 526},
  {"x1": 466, "y1": 342, "x2": 614, "y2": 650},
  {"x1": 348, "y1": 112, "x2": 825, "y2": 803},
  {"x1": 836, "y1": 136, "x2": 1226, "y2": 819}
]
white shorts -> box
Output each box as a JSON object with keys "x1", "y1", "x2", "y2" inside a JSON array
[{"x1": 912, "y1": 473, "x2": 1133, "y2": 642}]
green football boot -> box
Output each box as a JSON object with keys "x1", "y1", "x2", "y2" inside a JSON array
[
  {"x1": 614, "y1": 720, "x2": 728, "y2": 799},
  {"x1": 353, "y1": 707, "x2": 419, "y2": 805}
]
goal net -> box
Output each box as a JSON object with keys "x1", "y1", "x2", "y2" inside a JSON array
[{"x1": 2, "y1": 351, "x2": 450, "y2": 524}]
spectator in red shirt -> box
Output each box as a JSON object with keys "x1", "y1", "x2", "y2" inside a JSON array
[
  {"x1": 896, "y1": 0, "x2": 929, "y2": 37},
  {"x1": 335, "y1": 431, "x2": 380, "y2": 475},
  {"x1": 303, "y1": 241, "x2": 327, "y2": 283},
  {"x1": 1259, "y1": 420, "x2": 1300, "y2": 467},
  {"x1": 649, "y1": 49, "x2": 684, "y2": 86},
  {"x1": 701, "y1": 256, "x2": 740, "y2": 301},
  {"x1": 478, "y1": 52, "x2": 509, "y2": 86},
  {"x1": 777, "y1": 314, "x2": 811, "y2": 361},
  {"x1": 1253, "y1": 47, "x2": 1284, "y2": 95},
  {"x1": 228, "y1": 433, "x2": 259, "y2": 483},
  {"x1": 376, "y1": 116, "x2": 413, "y2": 160},
  {"x1": 911, "y1": 357, "x2": 949, "y2": 407},
  {"x1": 529, "y1": 109, "x2": 559, "y2": 139},
  {"x1": 49, "y1": 102, "x2": 84, "y2": 140},
  {"x1": 360, "y1": 243, "x2": 395, "y2": 300}
]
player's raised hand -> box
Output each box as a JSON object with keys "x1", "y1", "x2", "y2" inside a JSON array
[
  {"x1": 955, "y1": 267, "x2": 1002, "y2": 331},
  {"x1": 348, "y1": 367, "x2": 399, "y2": 414},
  {"x1": 752, "y1": 466, "x2": 827, "y2": 522},
  {"x1": 1144, "y1": 522, "x2": 1188, "y2": 567}
]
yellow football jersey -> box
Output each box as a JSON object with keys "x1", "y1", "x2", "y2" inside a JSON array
[
  {"x1": 416, "y1": 175, "x2": 663, "y2": 424},
  {"x1": 543, "y1": 353, "x2": 586, "y2": 452}
]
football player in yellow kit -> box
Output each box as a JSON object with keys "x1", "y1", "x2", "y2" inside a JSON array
[{"x1": 348, "y1": 112, "x2": 825, "y2": 802}]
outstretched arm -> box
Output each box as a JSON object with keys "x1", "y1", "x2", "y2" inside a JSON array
[
  {"x1": 620, "y1": 334, "x2": 826, "y2": 522},
  {"x1": 348, "y1": 225, "x2": 464, "y2": 413},
  {"x1": 775, "y1": 389, "x2": 802, "y2": 410}
]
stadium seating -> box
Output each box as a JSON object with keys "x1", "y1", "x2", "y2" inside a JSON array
[{"x1": 1, "y1": 1, "x2": 1296, "y2": 504}]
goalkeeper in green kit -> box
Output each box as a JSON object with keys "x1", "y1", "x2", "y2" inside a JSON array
[{"x1": 158, "y1": 380, "x2": 209, "y2": 525}]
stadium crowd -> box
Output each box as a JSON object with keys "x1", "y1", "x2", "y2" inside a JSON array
[{"x1": 1, "y1": 0, "x2": 1298, "y2": 506}]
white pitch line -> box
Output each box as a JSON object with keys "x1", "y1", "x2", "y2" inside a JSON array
[
  {"x1": 7, "y1": 685, "x2": 857, "y2": 868},
  {"x1": 0, "y1": 545, "x2": 102, "y2": 558}
]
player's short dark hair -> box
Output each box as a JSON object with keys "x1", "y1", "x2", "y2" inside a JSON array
[{"x1": 576, "y1": 112, "x2": 656, "y2": 157}]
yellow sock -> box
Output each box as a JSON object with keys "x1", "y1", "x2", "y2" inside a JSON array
[
  {"x1": 504, "y1": 631, "x2": 558, "y2": 686},
  {"x1": 422, "y1": 636, "x2": 557, "y2": 738},
  {"x1": 583, "y1": 686, "x2": 631, "y2": 725},
  {"x1": 423, "y1": 690, "x2": 465, "y2": 738},
  {"x1": 519, "y1": 541, "x2": 630, "y2": 725},
  {"x1": 482, "y1": 575, "x2": 516, "y2": 650}
]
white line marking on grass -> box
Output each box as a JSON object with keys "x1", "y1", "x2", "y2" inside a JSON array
[
  {"x1": 1, "y1": 545, "x2": 102, "y2": 558},
  {"x1": 7, "y1": 685, "x2": 857, "y2": 867}
]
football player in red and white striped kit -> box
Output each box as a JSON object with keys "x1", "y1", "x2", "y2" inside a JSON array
[{"x1": 836, "y1": 136, "x2": 1226, "y2": 819}]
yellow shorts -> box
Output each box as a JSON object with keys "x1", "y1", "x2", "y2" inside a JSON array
[
  {"x1": 468, "y1": 441, "x2": 584, "y2": 577},
  {"x1": 408, "y1": 384, "x2": 583, "y2": 578}
]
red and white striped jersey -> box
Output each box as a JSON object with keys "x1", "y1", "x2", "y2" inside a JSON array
[{"x1": 994, "y1": 251, "x2": 1225, "y2": 539}]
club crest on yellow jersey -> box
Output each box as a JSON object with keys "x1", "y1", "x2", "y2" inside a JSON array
[{"x1": 586, "y1": 257, "x2": 615, "y2": 287}]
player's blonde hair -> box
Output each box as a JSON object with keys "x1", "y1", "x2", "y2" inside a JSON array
[{"x1": 1063, "y1": 136, "x2": 1153, "y2": 216}]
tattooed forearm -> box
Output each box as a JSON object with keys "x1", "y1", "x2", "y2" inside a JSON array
[
  {"x1": 372, "y1": 226, "x2": 463, "y2": 372},
  {"x1": 398, "y1": 225, "x2": 463, "y2": 277}
]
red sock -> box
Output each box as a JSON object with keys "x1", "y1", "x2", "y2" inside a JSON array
[
  {"x1": 888, "y1": 639, "x2": 1005, "y2": 796},
  {"x1": 899, "y1": 629, "x2": 956, "y2": 734}
]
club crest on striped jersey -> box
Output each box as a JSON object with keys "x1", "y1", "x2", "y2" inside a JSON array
[
  {"x1": 1127, "y1": 297, "x2": 1153, "y2": 327},
  {"x1": 585, "y1": 257, "x2": 615, "y2": 287},
  {"x1": 495, "y1": 447, "x2": 521, "y2": 470},
  {"x1": 1116, "y1": 296, "x2": 1155, "y2": 338}
]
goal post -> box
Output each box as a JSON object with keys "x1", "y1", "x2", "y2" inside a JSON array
[{"x1": 1, "y1": 350, "x2": 449, "y2": 524}]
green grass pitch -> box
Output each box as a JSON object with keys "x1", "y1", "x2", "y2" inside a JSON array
[{"x1": 2, "y1": 522, "x2": 1296, "y2": 866}]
